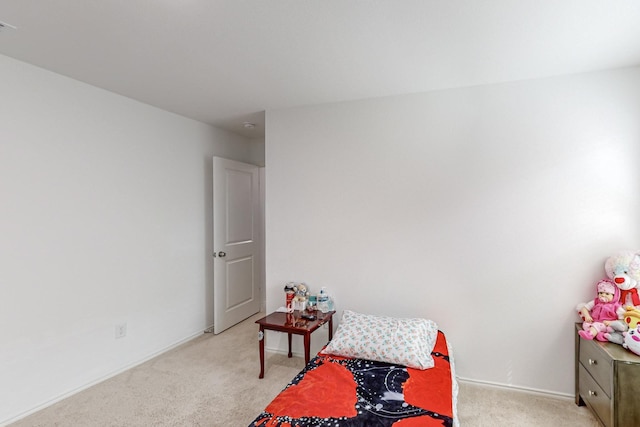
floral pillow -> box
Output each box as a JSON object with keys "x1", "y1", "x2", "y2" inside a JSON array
[{"x1": 321, "y1": 310, "x2": 438, "y2": 369}]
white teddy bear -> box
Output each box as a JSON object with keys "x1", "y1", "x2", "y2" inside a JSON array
[{"x1": 603, "y1": 250, "x2": 640, "y2": 345}]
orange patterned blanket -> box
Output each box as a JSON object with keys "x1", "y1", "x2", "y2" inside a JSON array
[{"x1": 249, "y1": 331, "x2": 454, "y2": 427}]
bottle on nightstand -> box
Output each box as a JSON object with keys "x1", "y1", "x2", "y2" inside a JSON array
[{"x1": 317, "y1": 287, "x2": 329, "y2": 313}]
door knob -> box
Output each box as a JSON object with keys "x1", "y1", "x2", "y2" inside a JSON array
[{"x1": 216, "y1": 251, "x2": 227, "y2": 258}]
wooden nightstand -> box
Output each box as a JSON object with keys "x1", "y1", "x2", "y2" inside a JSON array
[
  {"x1": 575, "y1": 323, "x2": 640, "y2": 426},
  {"x1": 255, "y1": 310, "x2": 335, "y2": 378}
]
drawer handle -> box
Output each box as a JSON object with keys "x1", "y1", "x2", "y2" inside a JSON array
[
  {"x1": 588, "y1": 358, "x2": 597, "y2": 365},
  {"x1": 589, "y1": 390, "x2": 598, "y2": 397}
]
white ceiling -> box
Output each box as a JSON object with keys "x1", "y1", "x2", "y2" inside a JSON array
[{"x1": 1, "y1": 1, "x2": 640, "y2": 138}]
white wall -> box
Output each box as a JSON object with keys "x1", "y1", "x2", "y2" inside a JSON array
[
  {"x1": 265, "y1": 67, "x2": 640, "y2": 396},
  {"x1": 0, "y1": 54, "x2": 262, "y2": 424}
]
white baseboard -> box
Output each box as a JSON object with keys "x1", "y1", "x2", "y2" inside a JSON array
[
  {"x1": 265, "y1": 345, "x2": 306, "y2": 359},
  {"x1": 1, "y1": 329, "x2": 206, "y2": 427},
  {"x1": 456, "y1": 376, "x2": 574, "y2": 400}
]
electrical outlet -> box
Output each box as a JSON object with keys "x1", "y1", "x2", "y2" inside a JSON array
[{"x1": 115, "y1": 323, "x2": 127, "y2": 339}]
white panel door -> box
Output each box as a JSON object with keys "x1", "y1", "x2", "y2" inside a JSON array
[{"x1": 213, "y1": 157, "x2": 260, "y2": 334}]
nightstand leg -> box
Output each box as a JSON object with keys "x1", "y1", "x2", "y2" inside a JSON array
[
  {"x1": 287, "y1": 333, "x2": 292, "y2": 358},
  {"x1": 258, "y1": 326, "x2": 265, "y2": 379},
  {"x1": 328, "y1": 316, "x2": 333, "y2": 341},
  {"x1": 304, "y1": 333, "x2": 311, "y2": 364}
]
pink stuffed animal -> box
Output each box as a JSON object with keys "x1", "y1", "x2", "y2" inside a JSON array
[{"x1": 577, "y1": 279, "x2": 621, "y2": 341}]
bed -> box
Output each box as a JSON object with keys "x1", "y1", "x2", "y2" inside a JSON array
[{"x1": 249, "y1": 310, "x2": 459, "y2": 427}]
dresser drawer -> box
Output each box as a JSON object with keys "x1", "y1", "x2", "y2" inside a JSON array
[
  {"x1": 579, "y1": 364, "x2": 611, "y2": 427},
  {"x1": 579, "y1": 338, "x2": 612, "y2": 397}
]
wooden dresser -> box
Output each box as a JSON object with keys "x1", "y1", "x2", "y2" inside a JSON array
[{"x1": 575, "y1": 323, "x2": 640, "y2": 426}]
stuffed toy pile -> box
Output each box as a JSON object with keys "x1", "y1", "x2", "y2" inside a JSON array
[{"x1": 577, "y1": 250, "x2": 640, "y2": 355}]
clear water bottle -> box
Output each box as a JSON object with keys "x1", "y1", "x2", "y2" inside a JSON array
[{"x1": 317, "y1": 287, "x2": 329, "y2": 313}]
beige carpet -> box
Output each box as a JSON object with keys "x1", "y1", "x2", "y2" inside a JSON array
[{"x1": 10, "y1": 313, "x2": 600, "y2": 426}]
